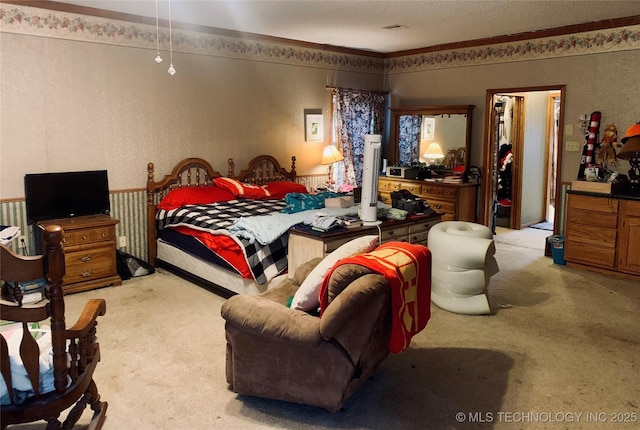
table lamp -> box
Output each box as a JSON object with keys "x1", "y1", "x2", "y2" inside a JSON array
[
  {"x1": 424, "y1": 142, "x2": 445, "y2": 165},
  {"x1": 321, "y1": 145, "x2": 344, "y2": 188},
  {"x1": 618, "y1": 122, "x2": 640, "y2": 191}
]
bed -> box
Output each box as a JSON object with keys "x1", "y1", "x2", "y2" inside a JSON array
[{"x1": 146, "y1": 155, "x2": 301, "y2": 296}]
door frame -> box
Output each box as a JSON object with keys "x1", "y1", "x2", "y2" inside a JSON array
[{"x1": 481, "y1": 85, "x2": 566, "y2": 233}]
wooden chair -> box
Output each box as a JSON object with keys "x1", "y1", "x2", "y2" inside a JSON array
[{"x1": 0, "y1": 225, "x2": 107, "y2": 429}]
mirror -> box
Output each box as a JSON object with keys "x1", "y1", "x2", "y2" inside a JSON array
[{"x1": 389, "y1": 105, "x2": 474, "y2": 174}]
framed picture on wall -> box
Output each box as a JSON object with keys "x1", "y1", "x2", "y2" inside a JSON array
[
  {"x1": 305, "y1": 113, "x2": 324, "y2": 142},
  {"x1": 422, "y1": 117, "x2": 435, "y2": 140}
]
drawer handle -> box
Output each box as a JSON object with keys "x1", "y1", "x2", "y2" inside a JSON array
[
  {"x1": 101, "y1": 232, "x2": 107, "y2": 238},
  {"x1": 81, "y1": 270, "x2": 93, "y2": 278},
  {"x1": 433, "y1": 204, "x2": 442, "y2": 209},
  {"x1": 81, "y1": 235, "x2": 88, "y2": 240},
  {"x1": 80, "y1": 254, "x2": 92, "y2": 262}
]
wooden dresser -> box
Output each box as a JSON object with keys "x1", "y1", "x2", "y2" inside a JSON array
[
  {"x1": 379, "y1": 177, "x2": 478, "y2": 222},
  {"x1": 287, "y1": 213, "x2": 442, "y2": 276},
  {"x1": 565, "y1": 192, "x2": 640, "y2": 280},
  {"x1": 37, "y1": 215, "x2": 122, "y2": 293}
]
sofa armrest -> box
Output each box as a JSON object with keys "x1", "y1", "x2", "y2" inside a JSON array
[{"x1": 221, "y1": 295, "x2": 322, "y2": 345}]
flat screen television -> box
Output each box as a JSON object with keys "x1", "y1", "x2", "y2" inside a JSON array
[{"x1": 24, "y1": 170, "x2": 111, "y2": 224}]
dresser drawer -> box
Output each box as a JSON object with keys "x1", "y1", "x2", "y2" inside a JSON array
[
  {"x1": 422, "y1": 185, "x2": 458, "y2": 200},
  {"x1": 565, "y1": 239, "x2": 616, "y2": 269},
  {"x1": 568, "y1": 194, "x2": 618, "y2": 213},
  {"x1": 379, "y1": 180, "x2": 401, "y2": 193},
  {"x1": 62, "y1": 226, "x2": 115, "y2": 246},
  {"x1": 567, "y1": 208, "x2": 618, "y2": 229},
  {"x1": 426, "y1": 199, "x2": 456, "y2": 217},
  {"x1": 378, "y1": 192, "x2": 392, "y2": 205},
  {"x1": 408, "y1": 230, "x2": 430, "y2": 245},
  {"x1": 400, "y1": 182, "x2": 421, "y2": 195},
  {"x1": 380, "y1": 225, "x2": 409, "y2": 242},
  {"x1": 64, "y1": 246, "x2": 117, "y2": 285}
]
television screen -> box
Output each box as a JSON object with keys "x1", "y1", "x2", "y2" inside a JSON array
[{"x1": 25, "y1": 170, "x2": 111, "y2": 224}]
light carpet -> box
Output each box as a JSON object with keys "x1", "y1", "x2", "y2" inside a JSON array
[{"x1": 11, "y1": 228, "x2": 640, "y2": 429}]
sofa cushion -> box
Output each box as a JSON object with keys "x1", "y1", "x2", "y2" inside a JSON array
[{"x1": 289, "y1": 235, "x2": 379, "y2": 311}]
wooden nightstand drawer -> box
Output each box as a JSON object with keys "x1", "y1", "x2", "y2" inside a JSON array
[
  {"x1": 408, "y1": 230, "x2": 429, "y2": 245},
  {"x1": 380, "y1": 225, "x2": 409, "y2": 242},
  {"x1": 62, "y1": 226, "x2": 115, "y2": 246},
  {"x1": 64, "y1": 246, "x2": 117, "y2": 285}
]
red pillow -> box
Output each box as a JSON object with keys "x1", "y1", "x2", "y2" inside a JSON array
[
  {"x1": 213, "y1": 177, "x2": 271, "y2": 199},
  {"x1": 157, "y1": 185, "x2": 236, "y2": 210},
  {"x1": 264, "y1": 181, "x2": 308, "y2": 199}
]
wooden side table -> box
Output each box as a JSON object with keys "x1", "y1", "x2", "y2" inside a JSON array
[
  {"x1": 287, "y1": 213, "x2": 442, "y2": 276},
  {"x1": 37, "y1": 214, "x2": 122, "y2": 293}
]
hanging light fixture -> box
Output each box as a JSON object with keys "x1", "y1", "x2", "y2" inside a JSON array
[
  {"x1": 154, "y1": 0, "x2": 162, "y2": 63},
  {"x1": 167, "y1": 0, "x2": 176, "y2": 75}
]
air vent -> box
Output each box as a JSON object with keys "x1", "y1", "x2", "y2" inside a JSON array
[{"x1": 382, "y1": 24, "x2": 408, "y2": 31}]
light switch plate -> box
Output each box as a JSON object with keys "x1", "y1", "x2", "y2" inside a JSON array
[
  {"x1": 564, "y1": 124, "x2": 573, "y2": 136},
  {"x1": 566, "y1": 141, "x2": 581, "y2": 152}
]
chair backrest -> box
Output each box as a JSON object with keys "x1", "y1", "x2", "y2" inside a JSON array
[{"x1": 0, "y1": 225, "x2": 67, "y2": 402}]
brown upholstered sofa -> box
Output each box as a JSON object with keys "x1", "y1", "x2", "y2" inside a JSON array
[{"x1": 220, "y1": 257, "x2": 394, "y2": 412}]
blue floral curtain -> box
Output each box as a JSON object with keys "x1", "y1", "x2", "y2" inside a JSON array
[
  {"x1": 331, "y1": 88, "x2": 386, "y2": 186},
  {"x1": 398, "y1": 115, "x2": 422, "y2": 166}
]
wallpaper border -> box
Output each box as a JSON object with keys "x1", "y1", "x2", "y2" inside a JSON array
[
  {"x1": 0, "y1": 4, "x2": 385, "y2": 74},
  {"x1": 2, "y1": 5, "x2": 638, "y2": 75},
  {"x1": 386, "y1": 25, "x2": 640, "y2": 73}
]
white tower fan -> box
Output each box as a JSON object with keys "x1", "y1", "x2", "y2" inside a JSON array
[{"x1": 360, "y1": 134, "x2": 382, "y2": 226}]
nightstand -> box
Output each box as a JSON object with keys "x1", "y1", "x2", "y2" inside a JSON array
[
  {"x1": 37, "y1": 214, "x2": 122, "y2": 294},
  {"x1": 287, "y1": 213, "x2": 442, "y2": 276}
]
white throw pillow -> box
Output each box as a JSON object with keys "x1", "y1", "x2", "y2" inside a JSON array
[{"x1": 290, "y1": 235, "x2": 379, "y2": 311}]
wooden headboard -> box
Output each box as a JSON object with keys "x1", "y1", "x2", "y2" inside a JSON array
[
  {"x1": 146, "y1": 155, "x2": 297, "y2": 265},
  {"x1": 229, "y1": 155, "x2": 296, "y2": 184},
  {"x1": 146, "y1": 158, "x2": 223, "y2": 266}
]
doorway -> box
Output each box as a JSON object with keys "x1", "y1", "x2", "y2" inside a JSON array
[{"x1": 482, "y1": 85, "x2": 565, "y2": 234}]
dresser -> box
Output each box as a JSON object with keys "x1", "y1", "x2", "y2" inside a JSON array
[
  {"x1": 378, "y1": 177, "x2": 477, "y2": 222},
  {"x1": 37, "y1": 215, "x2": 122, "y2": 293},
  {"x1": 565, "y1": 192, "x2": 640, "y2": 280},
  {"x1": 287, "y1": 213, "x2": 442, "y2": 276}
]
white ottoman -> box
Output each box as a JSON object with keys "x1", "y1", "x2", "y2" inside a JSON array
[{"x1": 428, "y1": 221, "x2": 499, "y2": 315}]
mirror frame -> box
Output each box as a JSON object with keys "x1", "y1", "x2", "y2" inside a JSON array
[{"x1": 389, "y1": 104, "x2": 475, "y2": 174}]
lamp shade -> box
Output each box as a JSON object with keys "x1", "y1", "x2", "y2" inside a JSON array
[
  {"x1": 423, "y1": 142, "x2": 445, "y2": 160},
  {"x1": 321, "y1": 145, "x2": 344, "y2": 165},
  {"x1": 618, "y1": 135, "x2": 640, "y2": 160}
]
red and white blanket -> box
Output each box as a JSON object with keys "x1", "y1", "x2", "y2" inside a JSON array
[{"x1": 319, "y1": 242, "x2": 432, "y2": 353}]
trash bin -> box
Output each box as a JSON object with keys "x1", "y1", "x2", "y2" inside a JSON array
[{"x1": 547, "y1": 235, "x2": 565, "y2": 265}]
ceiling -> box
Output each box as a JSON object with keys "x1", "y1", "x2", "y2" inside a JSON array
[{"x1": 58, "y1": 1, "x2": 640, "y2": 53}]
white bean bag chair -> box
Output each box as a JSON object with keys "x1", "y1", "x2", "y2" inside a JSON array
[{"x1": 428, "y1": 221, "x2": 498, "y2": 314}]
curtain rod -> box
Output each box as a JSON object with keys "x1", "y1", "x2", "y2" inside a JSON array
[{"x1": 325, "y1": 86, "x2": 389, "y2": 95}]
